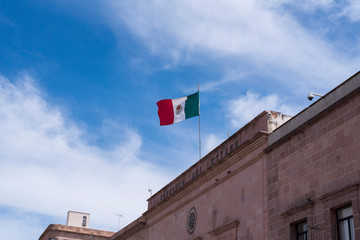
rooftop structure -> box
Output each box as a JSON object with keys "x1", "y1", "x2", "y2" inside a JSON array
[{"x1": 66, "y1": 211, "x2": 90, "y2": 228}]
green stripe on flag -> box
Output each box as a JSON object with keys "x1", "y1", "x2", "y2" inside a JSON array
[{"x1": 185, "y1": 91, "x2": 199, "y2": 119}]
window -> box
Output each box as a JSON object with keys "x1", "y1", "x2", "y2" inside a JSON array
[
  {"x1": 82, "y1": 216, "x2": 87, "y2": 227},
  {"x1": 296, "y1": 221, "x2": 308, "y2": 240},
  {"x1": 337, "y1": 205, "x2": 355, "y2": 240}
]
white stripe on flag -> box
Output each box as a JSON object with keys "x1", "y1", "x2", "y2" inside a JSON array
[{"x1": 172, "y1": 96, "x2": 187, "y2": 123}]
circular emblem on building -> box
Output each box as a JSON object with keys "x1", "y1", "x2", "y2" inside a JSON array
[
  {"x1": 187, "y1": 207, "x2": 197, "y2": 234},
  {"x1": 175, "y1": 104, "x2": 183, "y2": 115}
]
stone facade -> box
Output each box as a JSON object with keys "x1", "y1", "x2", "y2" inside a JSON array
[
  {"x1": 265, "y1": 72, "x2": 360, "y2": 240},
  {"x1": 39, "y1": 71, "x2": 360, "y2": 240}
]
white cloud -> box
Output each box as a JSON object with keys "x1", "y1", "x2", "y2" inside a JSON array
[
  {"x1": 226, "y1": 91, "x2": 301, "y2": 128},
  {"x1": 201, "y1": 69, "x2": 246, "y2": 92},
  {"x1": 0, "y1": 73, "x2": 171, "y2": 233},
  {"x1": 301, "y1": 0, "x2": 334, "y2": 9},
  {"x1": 204, "y1": 134, "x2": 223, "y2": 154},
  {"x1": 266, "y1": 0, "x2": 334, "y2": 11},
  {"x1": 103, "y1": 0, "x2": 357, "y2": 92},
  {"x1": 340, "y1": 0, "x2": 360, "y2": 22},
  {"x1": 0, "y1": 210, "x2": 47, "y2": 240}
]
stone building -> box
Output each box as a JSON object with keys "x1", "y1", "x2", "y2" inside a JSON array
[{"x1": 39, "y1": 71, "x2": 360, "y2": 240}]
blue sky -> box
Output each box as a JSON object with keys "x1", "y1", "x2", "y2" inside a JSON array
[{"x1": 0, "y1": 0, "x2": 359, "y2": 239}]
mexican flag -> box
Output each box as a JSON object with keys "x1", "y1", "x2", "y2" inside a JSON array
[{"x1": 157, "y1": 92, "x2": 199, "y2": 126}]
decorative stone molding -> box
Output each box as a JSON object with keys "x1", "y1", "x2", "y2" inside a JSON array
[
  {"x1": 187, "y1": 207, "x2": 197, "y2": 235},
  {"x1": 39, "y1": 224, "x2": 114, "y2": 240},
  {"x1": 208, "y1": 220, "x2": 239, "y2": 237},
  {"x1": 144, "y1": 134, "x2": 268, "y2": 223},
  {"x1": 148, "y1": 111, "x2": 275, "y2": 209},
  {"x1": 110, "y1": 217, "x2": 146, "y2": 240},
  {"x1": 319, "y1": 182, "x2": 359, "y2": 202},
  {"x1": 281, "y1": 200, "x2": 314, "y2": 217}
]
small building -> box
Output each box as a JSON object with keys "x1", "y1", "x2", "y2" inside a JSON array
[{"x1": 67, "y1": 211, "x2": 90, "y2": 228}]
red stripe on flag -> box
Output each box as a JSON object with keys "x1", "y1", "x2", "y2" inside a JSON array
[{"x1": 156, "y1": 99, "x2": 174, "y2": 126}]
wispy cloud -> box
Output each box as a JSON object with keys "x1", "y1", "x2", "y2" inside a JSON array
[
  {"x1": 267, "y1": 0, "x2": 334, "y2": 11},
  {"x1": 103, "y1": 0, "x2": 358, "y2": 92},
  {"x1": 340, "y1": 0, "x2": 360, "y2": 22},
  {"x1": 200, "y1": 69, "x2": 246, "y2": 92},
  {"x1": 203, "y1": 133, "x2": 224, "y2": 154},
  {"x1": 0, "y1": 207, "x2": 52, "y2": 240},
  {"x1": 226, "y1": 90, "x2": 301, "y2": 128},
  {"x1": 0, "y1": 73, "x2": 170, "y2": 232}
]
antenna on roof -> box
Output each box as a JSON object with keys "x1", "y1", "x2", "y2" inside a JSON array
[{"x1": 114, "y1": 214, "x2": 123, "y2": 230}]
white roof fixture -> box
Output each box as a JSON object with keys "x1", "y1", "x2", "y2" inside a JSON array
[{"x1": 307, "y1": 92, "x2": 324, "y2": 101}]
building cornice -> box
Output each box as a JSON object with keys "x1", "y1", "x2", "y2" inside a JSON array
[
  {"x1": 38, "y1": 224, "x2": 114, "y2": 240},
  {"x1": 281, "y1": 200, "x2": 314, "y2": 217},
  {"x1": 208, "y1": 220, "x2": 239, "y2": 237},
  {"x1": 147, "y1": 111, "x2": 276, "y2": 209},
  {"x1": 265, "y1": 71, "x2": 360, "y2": 153},
  {"x1": 319, "y1": 182, "x2": 359, "y2": 202},
  {"x1": 143, "y1": 132, "x2": 268, "y2": 226},
  {"x1": 110, "y1": 217, "x2": 146, "y2": 240}
]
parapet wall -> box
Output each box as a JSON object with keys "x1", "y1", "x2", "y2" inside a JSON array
[
  {"x1": 39, "y1": 224, "x2": 114, "y2": 240},
  {"x1": 147, "y1": 110, "x2": 291, "y2": 209}
]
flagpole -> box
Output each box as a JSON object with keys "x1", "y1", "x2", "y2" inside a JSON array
[{"x1": 198, "y1": 82, "x2": 201, "y2": 160}]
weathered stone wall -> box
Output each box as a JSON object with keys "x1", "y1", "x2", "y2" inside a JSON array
[
  {"x1": 147, "y1": 111, "x2": 287, "y2": 210},
  {"x1": 267, "y1": 92, "x2": 360, "y2": 239},
  {"x1": 145, "y1": 132, "x2": 268, "y2": 240}
]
